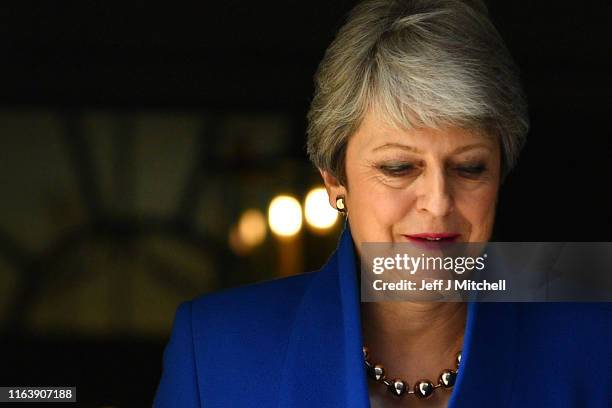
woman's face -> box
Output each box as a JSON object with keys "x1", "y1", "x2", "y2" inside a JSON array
[{"x1": 322, "y1": 110, "x2": 501, "y2": 249}]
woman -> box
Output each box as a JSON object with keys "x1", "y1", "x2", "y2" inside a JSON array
[{"x1": 154, "y1": 1, "x2": 611, "y2": 407}]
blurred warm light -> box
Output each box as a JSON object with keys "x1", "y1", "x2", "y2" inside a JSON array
[
  {"x1": 228, "y1": 224, "x2": 248, "y2": 256},
  {"x1": 238, "y1": 209, "x2": 267, "y2": 247},
  {"x1": 268, "y1": 195, "x2": 302, "y2": 237},
  {"x1": 229, "y1": 209, "x2": 268, "y2": 255},
  {"x1": 304, "y1": 187, "x2": 338, "y2": 230}
]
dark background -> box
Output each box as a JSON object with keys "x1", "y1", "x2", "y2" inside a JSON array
[{"x1": 0, "y1": 1, "x2": 610, "y2": 407}]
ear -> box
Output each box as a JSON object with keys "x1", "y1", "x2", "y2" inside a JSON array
[{"x1": 319, "y1": 169, "x2": 347, "y2": 210}]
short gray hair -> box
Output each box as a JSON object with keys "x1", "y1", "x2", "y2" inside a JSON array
[{"x1": 306, "y1": 0, "x2": 529, "y2": 184}]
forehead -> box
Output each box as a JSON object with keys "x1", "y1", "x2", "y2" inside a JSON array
[{"x1": 348, "y1": 110, "x2": 496, "y2": 154}]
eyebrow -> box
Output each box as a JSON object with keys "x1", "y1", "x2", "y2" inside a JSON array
[
  {"x1": 451, "y1": 143, "x2": 494, "y2": 154},
  {"x1": 372, "y1": 143, "x2": 423, "y2": 153},
  {"x1": 372, "y1": 142, "x2": 493, "y2": 154}
]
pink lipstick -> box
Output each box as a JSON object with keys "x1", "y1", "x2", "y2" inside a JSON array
[
  {"x1": 402, "y1": 232, "x2": 461, "y2": 249},
  {"x1": 404, "y1": 232, "x2": 461, "y2": 241}
]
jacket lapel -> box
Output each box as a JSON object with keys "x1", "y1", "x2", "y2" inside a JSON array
[
  {"x1": 448, "y1": 301, "x2": 520, "y2": 408},
  {"x1": 448, "y1": 248, "x2": 520, "y2": 408},
  {"x1": 277, "y1": 223, "x2": 370, "y2": 407}
]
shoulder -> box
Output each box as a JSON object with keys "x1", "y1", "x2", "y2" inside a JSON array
[
  {"x1": 516, "y1": 302, "x2": 611, "y2": 338},
  {"x1": 505, "y1": 303, "x2": 611, "y2": 405},
  {"x1": 185, "y1": 269, "x2": 325, "y2": 364},
  {"x1": 514, "y1": 302, "x2": 611, "y2": 372},
  {"x1": 182, "y1": 270, "x2": 324, "y2": 406},
  {"x1": 190, "y1": 269, "x2": 319, "y2": 327},
  {"x1": 154, "y1": 271, "x2": 324, "y2": 407}
]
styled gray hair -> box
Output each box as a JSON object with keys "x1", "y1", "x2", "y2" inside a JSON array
[{"x1": 306, "y1": 0, "x2": 529, "y2": 184}]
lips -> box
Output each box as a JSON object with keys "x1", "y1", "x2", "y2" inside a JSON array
[
  {"x1": 402, "y1": 232, "x2": 461, "y2": 249},
  {"x1": 404, "y1": 232, "x2": 461, "y2": 242}
]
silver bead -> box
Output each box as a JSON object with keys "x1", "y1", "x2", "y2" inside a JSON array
[
  {"x1": 414, "y1": 380, "x2": 435, "y2": 399},
  {"x1": 456, "y1": 351, "x2": 462, "y2": 368},
  {"x1": 439, "y1": 369, "x2": 457, "y2": 388},
  {"x1": 367, "y1": 364, "x2": 385, "y2": 381},
  {"x1": 388, "y1": 379, "x2": 407, "y2": 396},
  {"x1": 362, "y1": 346, "x2": 369, "y2": 360}
]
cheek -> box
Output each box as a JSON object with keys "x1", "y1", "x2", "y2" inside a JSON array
[
  {"x1": 455, "y1": 184, "x2": 498, "y2": 237},
  {"x1": 354, "y1": 187, "x2": 413, "y2": 221},
  {"x1": 347, "y1": 174, "x2": 416, "y2": 241}
]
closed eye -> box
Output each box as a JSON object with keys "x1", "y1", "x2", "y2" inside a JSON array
[
  {"x1": 455, "y1": 164, "x2": 486, "y2": 178},
  {"x1": 378, "y1": 163, "x2": 418, "y2": 177}
]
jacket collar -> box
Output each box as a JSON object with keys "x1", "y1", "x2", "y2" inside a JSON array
[{"x1": 277, "y1": 222, "x2": 519, "y2": 408}]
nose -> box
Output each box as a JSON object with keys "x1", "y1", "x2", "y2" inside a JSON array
[{"x1": 415, "y1": 167, "x2": 453, "y2": 217}]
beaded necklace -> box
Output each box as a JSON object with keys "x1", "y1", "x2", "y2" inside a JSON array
[{"x1": 364, "y1": 346, "x2": 461, "y2": 399}]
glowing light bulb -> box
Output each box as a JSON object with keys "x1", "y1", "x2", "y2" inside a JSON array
[
  {"x1": 304, "y1": 187, "x2": 338, "y2": 230},
  {"x1": 268, "y1": 195, "x2": 303, "y2": 237}
]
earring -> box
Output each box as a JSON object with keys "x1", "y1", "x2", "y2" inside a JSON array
[{"x1": 336, "y1": 196, "x2": 347, "y2": 214}]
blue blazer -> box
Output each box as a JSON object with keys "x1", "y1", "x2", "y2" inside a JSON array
[{"x1": 154, "y1": 225, "x2": 611, "y2": 407}]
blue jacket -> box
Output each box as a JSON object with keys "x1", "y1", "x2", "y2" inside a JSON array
[{"x1": 154, "y1": 225, "x2": 611, "y2": 407}]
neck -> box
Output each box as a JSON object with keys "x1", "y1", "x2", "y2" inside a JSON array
[{"x1": 360, "y1": 301, "x2": 466, "y2": 382}]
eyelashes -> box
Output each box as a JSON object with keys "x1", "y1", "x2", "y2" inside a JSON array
[
  {"x1": 455, "y1": 163, "x2": 487, "y2": 178},
  {"x1": 377, "y1": 163, "x2": 417, "y2": 177},
  {"x1": 376, "y1": 162, "x2": 488, "y2": 179}
]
